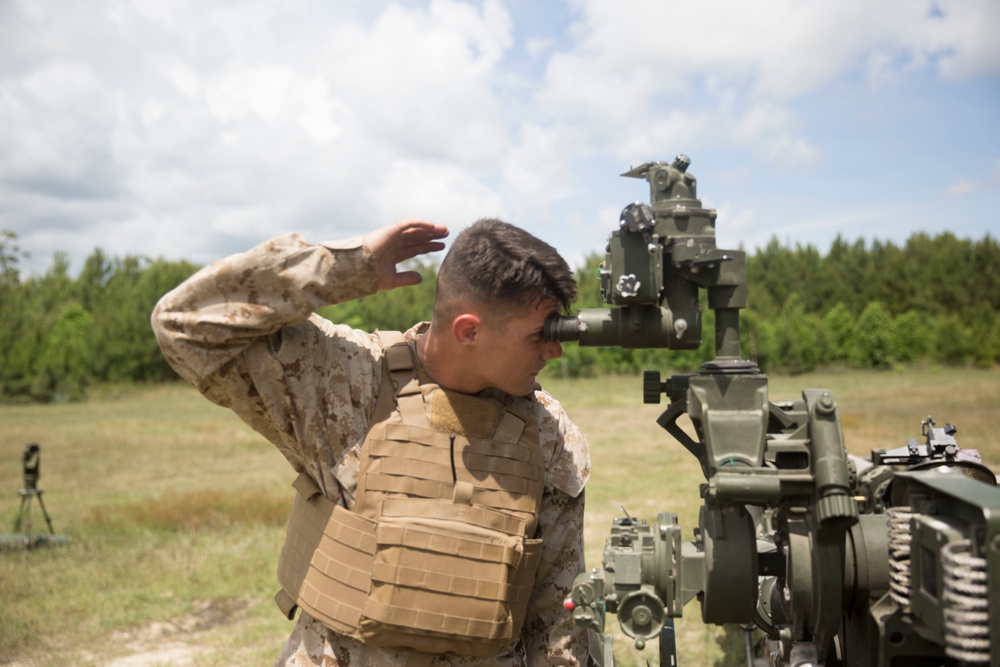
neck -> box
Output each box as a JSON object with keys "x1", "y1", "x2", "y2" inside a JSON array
[{"x1": 417, "y1": 326, "x2": 483, "y2": 394}]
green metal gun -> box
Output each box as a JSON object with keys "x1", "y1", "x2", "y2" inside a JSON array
[{"x1": 544, "y1": 157, "x2": 999, "y2": 667}]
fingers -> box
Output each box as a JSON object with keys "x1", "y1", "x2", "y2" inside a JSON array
[
  {"x1": 392, "y1": 270, "x2": 425, "y2": 288},
  {"x1": 365, "y1": 219, "x2": 448, "y2": 259},
  {"x1": 396, "y1": 219, "x2": 449, "y2": 257},
  {"x1": 364, "y1": 219, "x2": 449, "y2": 292}
]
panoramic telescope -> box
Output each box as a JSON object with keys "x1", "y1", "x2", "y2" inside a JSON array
[{"x1": 546, "y1": 157, "x2": 999, "y2": 666}]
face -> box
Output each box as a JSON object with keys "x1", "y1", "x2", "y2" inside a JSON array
[{"x1": 473, "y1": 299, "x2": 563, "y2": 396}]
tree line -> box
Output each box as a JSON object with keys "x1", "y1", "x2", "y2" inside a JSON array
[
  {"x1": 562, "y1": 231, "x2": 1000, "y2": 377},
  {"x1": 0, "y1": 233, "x2": 199, "y2": 401},
  {"x1": 1, "y1": 230, "x2": 997, "y2": 402}
]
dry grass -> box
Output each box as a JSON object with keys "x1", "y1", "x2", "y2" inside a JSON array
[
  {"x1": 0, "y1": 383, "x2": 293, "y2": 665},
  {"x1": 0, "y1": 367, "x2": 997, "y2": 666},
  {"x1": 89, "y1": 489, "x2": 291, "y2": 532}
]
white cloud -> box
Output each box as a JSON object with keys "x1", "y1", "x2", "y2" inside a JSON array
[
  {"x1": 0, "y1": 0, "x2": 522, "y2": 272},
  {"x1": 905, "y1": 0, "x2": 1000, "y2": 80},
  {"x1": 365, "y1": 158, "x2": 507, "y2": 228},
  {"x1": 502, "y1": 123, "x2": 576, "y2": 201},
  {"x1": 536, "y1": 0, "x2": 996, "y2": 169},
  {"x1": 0, "y1": 0, "x2": 996, "y2": 277},
  {"x1": 944, "y1": 157, "x2": 1000, "y2": 197},
  {"x1": 731, "y1": 103, "x2": 822, "y2": 168},
  {"x1": 945, "y1": 179, "x2": 981, "y2": 198},
  {"x1": 206, "y1": 67, "x2": 294, "y2": 123},
  {"x1": 316, "y1": 0, "x2": 513, "y2": 165}
]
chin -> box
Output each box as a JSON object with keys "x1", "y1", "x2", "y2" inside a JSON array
[{"x1": 515, "y1": 382, "x2": 537, "y2": 397}]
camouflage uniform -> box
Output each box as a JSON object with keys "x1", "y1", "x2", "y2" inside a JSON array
[{"x1": 151, "y1": 233, "x2": 592, "y2": 667}]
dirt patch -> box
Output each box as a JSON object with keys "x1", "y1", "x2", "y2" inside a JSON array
[
  {"x1": 93, "y1": 642, "x2": 201, "y2": 667},
  {"x1": 84, "y1": 599, "x2": 248, "y2": 667}
]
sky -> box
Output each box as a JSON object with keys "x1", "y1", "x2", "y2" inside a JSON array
[{"x1": 1, "y1": 0, "x2": 998, "y2": 278}]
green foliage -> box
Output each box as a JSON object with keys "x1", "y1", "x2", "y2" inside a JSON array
[
  {"x1": 735, "y1": 232, "x2": 1000, "y2": 374},
  {"x1": 0, "y1": 247, "x2": 199, "y2": 401},
  {"x1": 771, "y1": 294, "x2": 826, "y2": 374},
  {"x1": 575, "y1": 253, "x2": 606, "y2": 308},
  {"x1": 824, "y1": 303, "x2": 854, "y2": 364},
  {"x1": 0, "y1": 230, "x2": 997, "y2": 401},
  {"x1": 543, "y1": 344, "x2": 600, "y2": 380},
  {"x1": 890, "y1": 310, "x2": 930, "y2": 364},
  {"x1": 0, "y1": 229, "x2": 26, "y2": 285},
  {"x1": 851, "y1": 301, "x2": 894, "y2": 369},
  {"x1": 932, "y1": 313, "x2": 974, "y2": 366},
  {"x1": 32, "y1": 301, "x2": 94, "y2": 401}
]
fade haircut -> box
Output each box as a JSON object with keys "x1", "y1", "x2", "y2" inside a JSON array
[{"x1": 434, "y1": 218, "x2": 577, "y2": 327}]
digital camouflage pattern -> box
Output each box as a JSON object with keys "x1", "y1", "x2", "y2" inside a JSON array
[{"x1": 151, "y1": 233, "x2": 591, "y2": 667}]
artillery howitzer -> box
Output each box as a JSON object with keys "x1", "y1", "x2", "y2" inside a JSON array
[{"x1": 544, "y1": 157, "x2": 999, "y2": 666}]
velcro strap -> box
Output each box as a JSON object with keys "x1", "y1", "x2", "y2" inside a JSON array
[
  {"x1": 292, "y1": 472, "x2": 322, "y2": 500},
  {"x1": 274, "y1": 588, "x2": 298, "y2": 620},
  {"x1": 365, "y1": 471, "x2": 531, "y2": 498},
  {"x1": 370, "y1": 561, "x2": 510, "y2": 601},
  {"x1": 381, "y1": 424, "x2": 534, "y2": 462},
  {"x1": 361, "y1": 596, "x2": 508, "y2": 641},
  {"x1": 494, "y1": 410, "x2": 526, "y2": 443},
  {"x1": 453, "y1": 481, "x2": 473, "y2": 505},
  {"x1": 377, "y1": 456, "x2": 454, "y2": 484},
  {"x1": 379, "y1": 498, "x2": 526, "y2": 537},
  {"x1": 396, "y1": 392, "x2": 426, "y2": 418},
  {"x1": 366, "y1": 437, "x2": 540, "y2": 483},
  {"x1": 376, "y1": 523, "x2": 521, "y2": 567},
  {"x1": 384, "y1": 342, "x2": 413, "y2": 372}
]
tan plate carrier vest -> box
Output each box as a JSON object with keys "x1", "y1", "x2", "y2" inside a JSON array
[{"x1": 274, "y1": 332, "x2": 546, "y2": 657}]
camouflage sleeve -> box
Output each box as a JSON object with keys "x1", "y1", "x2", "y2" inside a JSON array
[
  {"x1": 150, "y1": 233, "x2": 384, "y2": 486},
  {"x1": 521, "y1": 391, "x2": 591, "y2": 667}
]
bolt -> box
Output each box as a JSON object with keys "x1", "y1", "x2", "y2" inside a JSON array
[
  {"x1": 633, "y1": 605, "x2": 652, "y2": 625},
  {"x1": 817, "y1": 393, "x2": 836, "y2": 415}
]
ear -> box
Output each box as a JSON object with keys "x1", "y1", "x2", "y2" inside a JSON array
[{"x1": 452, "y1": 313, "x2": 481, "y2": 347}]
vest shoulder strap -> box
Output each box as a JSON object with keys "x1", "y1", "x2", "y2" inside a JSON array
[
  {"x1": 371, "y1": 331, "x2": 416, "y2": 423},
  {"x1": 375, "y1": 330, "x2": 412, "y2": 372}
]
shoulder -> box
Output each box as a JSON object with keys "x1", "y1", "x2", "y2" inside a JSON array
[
  {"x1": 276, "y1": 315, "x2": 386, "y2": 369},
  {"x1": 263, "y1": 316, "x2": 390, "y2": 420},
  {"x1": 533, "y1": 388, "x2": 590, "y2": 498}
]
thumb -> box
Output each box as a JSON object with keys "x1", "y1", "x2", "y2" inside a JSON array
[{"x1": 391, "y1": 269, "x2": 425, "y2": 289}]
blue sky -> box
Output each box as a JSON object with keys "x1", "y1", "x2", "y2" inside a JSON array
[{"x1": 1, "y1": 0, "x2": 997, "y2": 277}]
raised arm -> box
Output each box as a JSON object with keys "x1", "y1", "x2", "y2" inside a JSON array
[{"x1": 150, "y1": 221, "x2": 447, "y2": 480}]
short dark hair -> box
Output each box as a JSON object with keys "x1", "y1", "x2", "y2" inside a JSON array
[{"x1": 434, "y1": 218, "x2": 576, "y2": 325}]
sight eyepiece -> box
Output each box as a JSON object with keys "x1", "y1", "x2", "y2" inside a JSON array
[{"x1": 543, "y1": 313, "x2": 580, "y2": 342}]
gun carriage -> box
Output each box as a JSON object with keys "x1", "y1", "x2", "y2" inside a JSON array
[{"x1": 544, "y1": 157, "x2": 999, "y2": 667}]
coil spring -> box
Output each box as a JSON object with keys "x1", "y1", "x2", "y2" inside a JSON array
[
  {"x1": 886, "y1": 507, "x2": 913, "y2": 607},
  {"x1": 941, "y1": 539, "x2": 991, "y2": 665}
]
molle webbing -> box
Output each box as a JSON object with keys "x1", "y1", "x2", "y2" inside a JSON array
[
  {"x1": 276, "y1": 473, "x2": 374, "y2": 635},
  {"x1": 275, "y1": 332, "x2": 545, "y2": 657}
]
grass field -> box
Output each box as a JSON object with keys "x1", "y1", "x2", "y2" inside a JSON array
[{"x1": 1, "y1": 367, "x2": 998, "y2": 666}]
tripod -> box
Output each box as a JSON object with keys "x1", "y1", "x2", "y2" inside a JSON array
[{"x1": 14, "y1": 443, "x2": 56, "y2": 541}]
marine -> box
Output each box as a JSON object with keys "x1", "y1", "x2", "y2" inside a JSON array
[{"x1": 151, "y1": 218, "x2": 591, "y2": 666}]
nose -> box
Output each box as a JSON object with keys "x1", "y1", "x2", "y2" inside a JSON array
[{"x1": 541, "y1": 339, "x2": 563, "y2": 361}]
